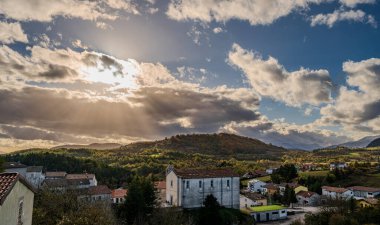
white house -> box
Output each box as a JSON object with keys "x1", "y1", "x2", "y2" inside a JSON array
[
  {"x1": 348, "y1": 186, "x2": 380, "y2": 199},
  {"x1": 265, "y1": 168, "x2": 277, "y2": 174},
  {"x1": 111, "y1": 188, "x2": 127, "y2": 204},
  {"x1": 329, "y1": 162, "x2": 348, "y2": 171},
  {"x1": 240, "y1": 192, "x2": 267, "y2": 209},
  {"x1": 296, "y1": 191, "x2": 320, "y2": 206},
  {"x1": 247, "y1": 179, "x2": 267, "y2": 193},
  {"x1": 0, "y1": 173, "x2": 35, "y2": 225},
  {"x1": 322, "y1": 186, "x2": 353, "y2": 199},
  {"x1": 165, "y1": 166, "x2": 240, "y2": 209},
  {"x1": 25, "y1": 166, "x2": 45, "y2": 189},
  {"x1": 66, "y1": 173, "x2": 97, "y2": 187},
  {"x1": 250, "y1": 205, "x2": 287, "y2": 222}
]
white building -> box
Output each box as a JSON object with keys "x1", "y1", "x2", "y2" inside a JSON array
[
  {"x1": 329, "y1": 162, "x2": 348, "y2": 171},
  {"x1": 166, "y1": 166, "x2": 240, "y2": 209},
  {"x1": 111, "y1": 188, "x2": 127, "y2": 204},
  {"x1": 247, "y1": 179, "x2": 267, "y2": 193},
  {"x1": 240, "y1": 192, "x2": 267, "y2": 209},
  {"x1": 25, "y1": 166, "x2": 45, "y2": 189},
  {"x1": 66, "y1": 173, "x2": 97, "y2": 187},
  {"x1": 0, "y1": 173, "x2": 35, "y2": 225},
  {"x1": 322, "y1": 186, "x2": 353, "y2": 199},
  {"x1": 348, "y1": 186, "x2": 380, "y2": 199},
  {"x1": 296, "y1": 191, "x2": 320, "y2": 206},
  {"x1": 265, "y1": 168, "x2": 277, "y2": 174}
]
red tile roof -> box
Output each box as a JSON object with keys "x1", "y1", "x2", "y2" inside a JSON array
[
  {"x1": 0, "y1": 173, "x2": 35, "y2": 205},
  {"x1": 155, "y1": 181, "x2": 166, "y2": 190},
  {"x1": 348, "y1": 186, "x2": 380, "y2": 192},
  {"x1": 112, "y1": 188, "x2": 128, "y2": 198},
  {"x1": 297, "y1": 191, "x2": 318, "y2": 198},
  {"x1": 88, "y1": 185, "x2": 111, "y2": 195},
  {"x1": 322, "y1": 186, "x2": 349, "y2": 193},
  {"x1": 173, "y1": 168, "x2": 239, "y2": 179}
]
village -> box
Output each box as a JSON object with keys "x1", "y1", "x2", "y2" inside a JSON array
[{"x1": 1, "y1": 160, "x2": 379, "y2": 225}]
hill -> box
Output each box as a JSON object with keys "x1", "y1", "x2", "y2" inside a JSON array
[
  {"x1": 328, "y1": 135, "x2": 380, "y2": 149},
  {"x1": 51, "y1": 143, "x2": 122, "y2": 150},
  {"x1": 367, "y1": 138, "x2": 380, "y2": 148},
  {"x1": 121, "y1": 133, "x2": 288, "y2": 158}
]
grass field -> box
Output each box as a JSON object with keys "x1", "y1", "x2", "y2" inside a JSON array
[
  {"x1": 251, "y1": 205, "x2": 285, "y2": 212},
  {"x1": 332, "y1": 172, "x2": 380, "y2": 187},
  {"x1": 299, "y1": 170, "x2": 329, "y2": 178}
]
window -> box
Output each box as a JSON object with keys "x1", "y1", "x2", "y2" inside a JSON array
[
  {"x1": 170, "y1": 180, "x2": 173, "y2": 187},
  {"x1": 186, "y1": 181, "x2": 189, "y2": 189},
  {"x1": 199, "y1": 180, "x2": 202, "y2": 188},
  {"x1": 227, "y1": 180, "x2": 230, "y2": 187},
  {"x1": 281, "y1": 210, "x2": 286, "y2": 213},
  {"x1": 170, "y1": 195, "x2": 173, "y2": 205},
  {"x1": 272, "y1": 212, "x2": 279, "y2": 215},
  {"x1": 211, "y1": 180, "x2": 213, "y2": 188},
  {"x1": 18, "y1": 199, "x2": 23, "y2": 225}
]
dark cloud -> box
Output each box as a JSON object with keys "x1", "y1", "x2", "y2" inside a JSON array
[
  {"x1": 0, "y1": 86, "x2": 260, "y2": 140},
  {"x1": 38, "y1": 64, "x2": 78, "y2": 79}
]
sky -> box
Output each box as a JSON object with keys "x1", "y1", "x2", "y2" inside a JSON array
[{"x1": 0, "y1": 0, "x2": 380, "y2": 152}]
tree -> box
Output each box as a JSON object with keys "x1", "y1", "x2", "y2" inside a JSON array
[
  {"x1": 281, "y1": 185, "x2": 297, "y2": 207},
  {"x1": 117, "y1": 176, "x2": 157, "y2": 225},
  {"x1": 271, "y1": 164, "x2": 298, "y2": 183},
  {"x1": 0, "y1": 155, "x2": 4, "y2": 172}
]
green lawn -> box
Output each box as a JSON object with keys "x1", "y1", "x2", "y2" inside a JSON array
[
  {"x1": 299, "y1": 170, "x2": 329, "y2": 178},
  {"x1": 332, "y1": 172, "x2": 380, "y2": 187},
  {"x1": 251, "y1": 205, "x2": 285, "y2": 212},
  {"x1": 257, "y1": 175, "x2": 271, "y2": 182}
]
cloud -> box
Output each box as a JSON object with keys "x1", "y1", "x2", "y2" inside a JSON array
[
  {"x1": 228, "y1": 43, "x2": 332, "y2": 107},
  {"x1": 213, "y1": 27, "x2": 224, "y2": 34},
  {"x1": 166, "y1": 0, "x2": 329, "y2": 26},
  {"x1": 0, "y1": 21, "x2": 28, "y2": 44},
  {"x1": 0, "y1": 0, "x2": 117, "y2": 22},
  {"x1": 310, "y1": 9, "x2": 377, "y2": 28},
  {"x1": 103, "y1": 0, "x2": 139, "y2": 14},
  {"x1": 339, "y1": 0, "x2": 376, "y2": 7},
  {"x1": 318, "y1": 58, "x2": 380, "y2": 136},
  {"x1": 220, "y1": 117, "x2": 350, "y2": 150}
]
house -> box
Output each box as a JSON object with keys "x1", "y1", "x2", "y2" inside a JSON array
[
  {"x1": 296, "y1": 191, "x2": 320, "y2": 206},
  {"x1": 41, "y1": 178, "x2": 69, "y2": 191},
  {"x1": 265, "y1": 168, "x2": 277, "y2": 175},
  {"x1": 242, "y1": 170, "x2": 268, "y2": 179},
  {"x1": 155, "y1": 181, "x2": 166, "y2": 207},
  {"x1": 262, "y1": 183, "x2": 279, "y2": 195},
  {"x1": 25, "y1": 166, "x2": 44, "y2": 189},
  {"x1": 240, "y1": 192, "x2": 267, "y2": 209},
  {"x1": 321, "y1": 186, "x2": 353, "y2": 199},
  {"x1": 279, "y1": 183, "x2": 308, "y2": 195},
  {"x1": 165, "y1": 166, "x2": 240, "y2": 209},
  {"x1": 79, "y1": 185, "x2": 111, "y2": 202},
  {"x1": 247, "y1": 179, "x2": 266, "y2": 193},
  {"x1": 0, "y1": 173, "x2": 35, "y2": 225},
  {"x1": 330, "y1": 162, "x2": 348, "y2": 171},
  {"x1": 66, "y1": 173, "x2": 97, "y2": 187},
  {"x1": 357, "y1": 198, "x2": 379, "y2": 208},
  {"x1": 348, "y1": 186, "x2": 380, "y2": 199},
  {"x1": 4, "y1": 162, "x2": 28, "y2": 177},
  {"x1": 249, "y1": 205, "x2": 287, "y2": 222},
  {"x1": 111, "y1": 188, "x2": 127, "y2": 204},
  {"x1": 45, "y1": 171, "x2": 67, "y2": 179}
]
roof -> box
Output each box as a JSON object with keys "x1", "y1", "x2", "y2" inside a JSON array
[
  {"x1": 280, "y1": 183, "x2": 301, "y2": 189},
  {"x1": 88, "y1": 185, "x2": 111, "y2": 195},
  {"x1": 297, "y1": 191, "x2": 318, "y2": 198},
  {"x1": 348, "y1": 186, "x2": 380, "y2": 192},
  {"x1": 66, "y1": 174, "x2": 95, "y2": 180},
  {"x1": 3, "y1": 162, "x2": 27, "y2": 169},
  {"x1": 26, "y1": 166, "x2": 43, "y2": 172},
  {"x1": 322, "y1": 186, "x2": 349, "y2": 193},
  {"x1": 67, "y1": 179, "x2": 90, "y2": 186},
  {"x1": 249, "y1": 179, "x2": 265, "y2": 184},
  {"x1": 45, "y1": 171, "x2": 67, "y2": 178},
  {"x1": 0, "y1": 173, "x2": 35, "y2": 205},
  {"x1": 251, "y1": 205, "x2": 285, "y2": 212},
  {"x1": 155, "y1": 181, "x2": 166, "y2": 190},
  {"x1": 173, "y1": 168, "x2": 239, "y2": 179},
  {"x1": 112, "y1": 188, "x2": 128, "y2": 198},
  {"x1": 243, "y1": 192, "x2": 266, "y2": 201},
  {"x1": 42, "y1": 178, "x2": 68, "y2": 188},
  {"x1": 264, "y1": 183, "x2": 279, "y2": 190}
]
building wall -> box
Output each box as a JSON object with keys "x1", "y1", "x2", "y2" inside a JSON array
[
  {"x1": 240, "y1": 195, "x2": 267, "y2": 209},
  {"x1": 166, "y1": 171, "x2": 179, "y2": 206},
  {"x1": 0, "y1": 181, "x2": 34, "y2": 225},
  {"x1": 25, "y1": 172, "x2": 45, "y2": 189},
  {"x1": 247, "y1": 180, "x2": 266, "y2": 192},
  {"x1": 180, "y1": 177, "x2": 240, "y2": 209},
  {"x1": 252, "y1": 209, "x2": 287, "y2": 222}
]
